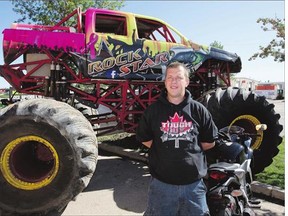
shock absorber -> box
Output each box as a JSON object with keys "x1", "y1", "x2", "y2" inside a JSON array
[
  {"x1": 44, "y1": 76, "x2": 50, "y2": 97},
  {"x1": 211, "y1": 71, "x2": 217, "y2": 89},
  {"x1": 60, "y1": 76, "x2": 67, "y2": 99},
  {"x1": 50, "y1": 61, "x2": 56, "y2": 97},
  {"x1": 207, "y1": 70, "x2": 212, "y2": 89},
  {"x1": 202, "y1": 83, "x2": 207, "y2": 93},
  {"x1": 55, "y1": 63, "x2": 61, "y2": 100}
]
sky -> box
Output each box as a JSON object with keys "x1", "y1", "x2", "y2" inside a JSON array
[{"x1": 0, "y1": 0, "x2": 285, "y2": 88}]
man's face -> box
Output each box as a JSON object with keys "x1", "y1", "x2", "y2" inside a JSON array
[{"x1": 164, "y1": 66, "x2": 189, "y2": 100}]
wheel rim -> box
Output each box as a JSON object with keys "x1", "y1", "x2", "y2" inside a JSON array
[
  {"x1": 229, "y1": 115, "x2": 263, "y2": 150},
  {"x1": 0, "y1": 135, "x2": 59, "y2": 190}
]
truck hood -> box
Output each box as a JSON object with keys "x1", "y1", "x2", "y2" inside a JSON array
[{"x1": 169, "y1": 46, "x2": 242, "y2": 73}]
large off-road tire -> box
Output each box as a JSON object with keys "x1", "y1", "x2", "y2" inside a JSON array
[
  {"x1": 73, "y1": 100, "x2": 100, "y2": 132},
  {"x1": 200, "y1": 87, "x2": 283, "y2": 174},
  {"x1": 0, "y1": 99, "x2": 97, "y2": 215}
]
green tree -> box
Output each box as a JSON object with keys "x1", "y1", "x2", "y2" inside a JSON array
[
  {"x1": 11, "y1": 0, "x2": 125, "y2": 25},
  {"x1": 210, "y1": 41, "x2": 224, "y2": 49},
  {"x1": 249, "y1": 17, "x2": 285, "y2": 62}
]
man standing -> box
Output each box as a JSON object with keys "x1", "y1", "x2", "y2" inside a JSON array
[{"x1": 136, "y1": 62, "x2": 218, "y2": 216}]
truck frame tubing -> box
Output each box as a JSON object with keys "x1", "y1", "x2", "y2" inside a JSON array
[{"x1": 0, "y1": 48, "x2": 231, "y2": 135}]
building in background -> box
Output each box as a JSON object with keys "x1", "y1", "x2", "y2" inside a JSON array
[
  {"x1": 231, "y1": 77, "x2": 284, "y2": 100},
  {"x1": 231, "y1": 77, "x2": 259, "y2": 91},
  {"x1": 254, "y1": 82, "x2": 284, "y2": 100}
]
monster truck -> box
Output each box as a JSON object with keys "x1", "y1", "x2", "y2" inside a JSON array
[{"x1": 0, "y1": 7, "x2": 282, "y2": 215}]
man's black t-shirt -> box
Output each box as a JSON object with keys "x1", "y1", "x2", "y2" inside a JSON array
[{"x1": 136, "y1": 89, "x2": 218, "y2": 185}]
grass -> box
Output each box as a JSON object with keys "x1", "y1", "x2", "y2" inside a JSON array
[{"x1": 255, "y1": 137, "x2": 285, "y2": 189}]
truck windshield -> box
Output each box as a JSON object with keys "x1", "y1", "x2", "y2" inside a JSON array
[
  {"x1": 136, "y1": 17, "x2": 181, "y2": 43},
  {"x1": 95, "y1": 14, "x2": 127, "y2": 36}
]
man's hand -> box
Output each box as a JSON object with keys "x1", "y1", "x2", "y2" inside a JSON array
[
  {"x1": 201, "y1": 142, "x2": 215, "y2": 151},
  {"x1": 142, "y1": 140, "x2": 153, "y2": 148}
]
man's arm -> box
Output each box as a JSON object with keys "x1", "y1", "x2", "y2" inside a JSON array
[
  {"x1": 142, "y1": 140, "x2": 153, "y2": 148},
  {"x1": 201, "y1": 141, "x2": 215, "y2": 151}
]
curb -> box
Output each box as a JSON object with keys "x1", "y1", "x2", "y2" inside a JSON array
[{"x1": 251, "y1": 181, "x2": 285, "y2": 202}]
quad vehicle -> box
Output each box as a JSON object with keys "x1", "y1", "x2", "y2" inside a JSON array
[{"x1": 0, "y1": 7, "x2": 283, "y2": 215}]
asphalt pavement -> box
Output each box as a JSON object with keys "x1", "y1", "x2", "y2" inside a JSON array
[{"x1": 63, "y1": 155, "x2": 149, "y2": 215}]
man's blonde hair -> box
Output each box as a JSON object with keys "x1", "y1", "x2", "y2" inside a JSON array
[{"x1": 165, "y1": 62, "x2": 190, "y2": 79}]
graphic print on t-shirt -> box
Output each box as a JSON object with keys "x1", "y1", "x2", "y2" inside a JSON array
[{"x1": 160, "y1": 112, "x2": 194, "y2": 148}]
